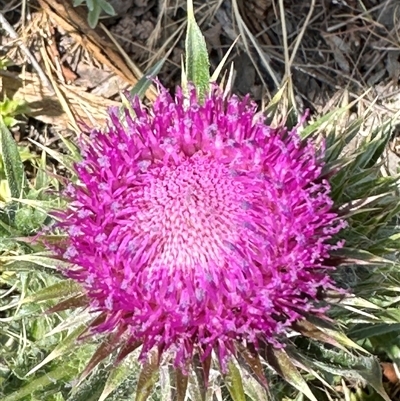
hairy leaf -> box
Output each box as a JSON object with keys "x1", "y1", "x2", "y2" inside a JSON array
[
  {"x1": 0, "y1": 117, "x2": 27, "y2": 199},
  {"x1": 185, "y1": 0, "x2": 210, "y2": 100}
]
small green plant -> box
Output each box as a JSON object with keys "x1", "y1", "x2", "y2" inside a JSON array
[
  {"x1": 73, "y1": 0, "x2": 116, "y2": 29},
  {"x1": 0, "y1": 58, "x2": 13, "y2": 70},
  {"x1": 0, "y1": 58, "x2": 29, "y2": 127},
  {"x1": 0, "y1": 98, "x2": 30, "y2": 128},
  {"x1": 0, "y1": 116, "x2": 71, "y2": 401}
]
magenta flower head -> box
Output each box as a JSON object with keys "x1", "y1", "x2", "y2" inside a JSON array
[{"x1": 57, "y1": 83, "x2": 344, "y2": 370}]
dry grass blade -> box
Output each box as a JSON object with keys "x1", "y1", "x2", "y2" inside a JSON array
[
  {"x1": 232, "y1": 0, "x2": 280, "y2": 88},
  {"x1": 36, "y1": 0, "x2": 157, "y2": 101},
  {"x1": 99, "y1": 22, "x2": 157, "y2": 101},
  {"x1": 288, "y1": 0, "x2": 316, "y2": 67},
  {"x1": 38, "y1": 42, "x2": 80, "y2": 132},
  {"x1": 0, "y1": 11, "x2": 54, "y2": 94},
  {"x1": 277, "y1": 0, "x2": 290, "y2": 80},
  {"x1": 0, "y1": 70, "x2": 120, "y2": 130},
  {"x1": 145, "y1": 19, "x2": 186, "y2": 72},
  {"x1": 146, "y1": 0, "x2": 169, "y2": 50}
]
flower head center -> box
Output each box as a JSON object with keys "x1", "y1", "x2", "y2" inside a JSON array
[{"x1": 133, "y1": 153, "x2": 243, "y2": 272}]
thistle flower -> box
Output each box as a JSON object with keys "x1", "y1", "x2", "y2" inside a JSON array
[{"x1": 56, "y1": 84, "x2": 344, "y2": 371}]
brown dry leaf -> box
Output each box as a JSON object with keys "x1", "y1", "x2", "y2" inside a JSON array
[
  {"x1": 237, "y1": 0, "x2": 273, "y2": 46},
  {"x1": 203, "y1": 23, "x2": 222, "y2": 52},
  {"x1": 46, "y1": 24, "x2": 78, "y2": 83},
  {"x1": 386, "y1": 51, "x2": 400, "y2": 84},
  {"x1": 323, "y1": 34, "x2": 351, "y2": 73},
  {"x1": 0, "y1": 70, "x2": 120, "y2": 129},
  {"x1": 36, "y1": 0, "x2": 157, "y2": 102}
]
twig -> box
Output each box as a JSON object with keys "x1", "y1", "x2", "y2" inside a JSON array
[{"x1": 0, "y1": 11, "x2": 55, "y2": 94}]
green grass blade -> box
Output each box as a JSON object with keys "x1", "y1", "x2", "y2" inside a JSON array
[
  {"x1": 2, "y1": 362, "x2": 79, "y2": 401},
  {"x1": 22, "y1": 279, "x2": 82, "y2": 304},
  {"x1": 26, "y1": 325, "x2": 87, "y2": 376},
  {"x1": 131, "y1": 59, "x2": 166, "y2": 99}
]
